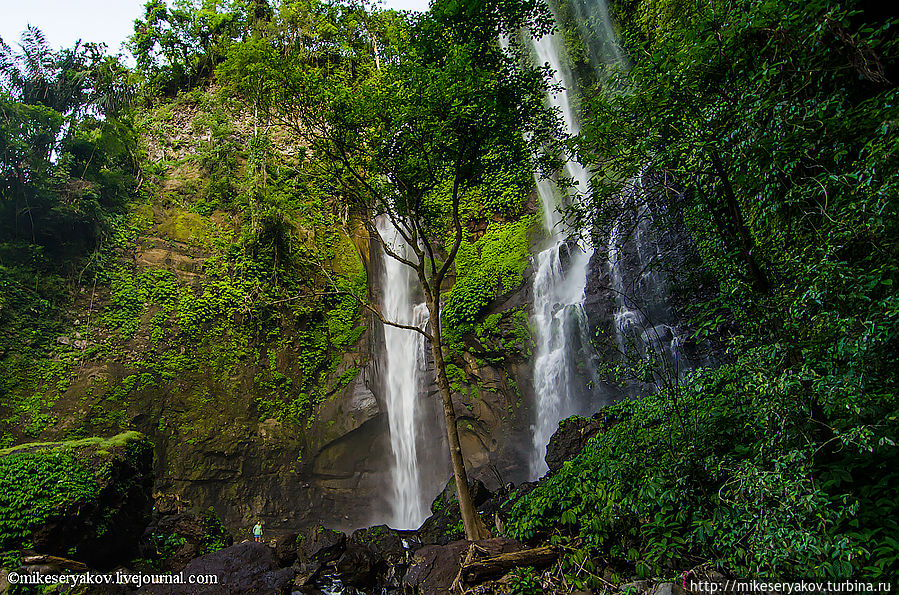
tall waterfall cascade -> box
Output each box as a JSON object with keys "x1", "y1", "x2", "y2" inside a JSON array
[
  {"x1": 377, "y1": 218, "x2": 430, "y2": 529},
  {"x1": 525, "y1": 27, "x2": 599, "y2": 477},
  {"x1": 525, "y1": 0, "x2": 692, "y2": 477}
]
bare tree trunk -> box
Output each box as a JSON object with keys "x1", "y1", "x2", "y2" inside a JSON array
[{"x1": 425, "y1": 295, "x2": 491, "y2": 541}]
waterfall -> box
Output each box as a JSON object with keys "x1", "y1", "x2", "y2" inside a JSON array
[
  {"x1": 609, "y1": 173, "x2": 692, "y2": 393},
  {"x1": 377, "y1": 217, "x2": 430, "y2": 529},
  {"x1": 567, "y1": 0, "x2": 627, "y2": 76},
  {"x1": 526, "y1": 28, "x2": 598, "y2": 478},
  {"x1": 525, "y1": 0, "x2": 699, "y2": 477}
]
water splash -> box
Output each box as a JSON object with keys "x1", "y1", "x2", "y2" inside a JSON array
[{"x1": 377, "y1": 217, "x2": 430, "y2": 528}]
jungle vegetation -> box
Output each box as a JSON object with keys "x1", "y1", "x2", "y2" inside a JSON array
[{"x1": 0, "y1": 0, "x2": 896, "y2": 582}]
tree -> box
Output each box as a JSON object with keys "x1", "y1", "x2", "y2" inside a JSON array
[
  {"x1": 0, "y1": 28, "x2": 136, "y2": 247},
  {"x1": 130, "y1": 0, "x2": 246, "y2": 91},
  {"x1": 219, "y1": 0, "x2": 555, "y2": 539}
]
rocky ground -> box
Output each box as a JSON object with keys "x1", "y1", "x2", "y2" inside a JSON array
[{"x1": 0, "y1": 422, "x2": 711, "y2": 595}]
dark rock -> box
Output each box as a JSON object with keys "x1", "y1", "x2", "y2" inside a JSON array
[
  {"x1": 545, "y1": 415, "x2": 604, "y2": 472},
  {"x1": 432, "y1": 478, "x2": 492, "y2": 511},
  {"x1": 403, "y1": 538, "x2": 524, "y2": 595},
  {"x1": 403, "y1": 541, "x2": 469, "y2": 595},
  {"x1": 142, "y1": 541, "x2": 295, "y2": 594},
  {"x1": 273, "y1": 531, "x2": 298, "y2": 567},
  {"x1": 417, "y1": 503, "x2": 464, "y2": 546},
  {"x1": 418, "y1": 478, "x2": 495, "y2": 545},
  {"x1": 350, "y1": 524, "x2": 404, "y2": 561},
  {"x1": 545, "y1": 407, "x2": 635, "y2": 472},
  {"x1": 333, "y1": 525, "x2": 408, "y2": 589},
  {"x1": 139, "y1": 507, "x2": 233, "y2": 571},
  {"x1": 292, "y1": 561, "x2": 323, "y2": 587},
  {"x1": 297, "y1": 525, "x2": 346, "y2": 564},
  {"x1": 335, "y1": 542, "x2": 377, "y2": 587},
  {"x1": 0, "y1": 432, "x2": 153, "y2": 569}
]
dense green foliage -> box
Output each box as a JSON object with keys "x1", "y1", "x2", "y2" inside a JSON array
[
  {"x1": 444, "y1": 217, "x2": 535, "y2": 338},
  {"x1": 0, "y1": 432, "x2": 152, "y2": 561},
  {"x1": 2, "y1": 0, "x2": 897, "y2": 581},
  {"x1": 509, "y1": 354, "x2": 899, "y2": 579},
  {"x1": 507, "y1": 0, "x2": 899, "y2": 583},
  {"x1": 0, "y1": 29, "x2": 138, "y2": 359}
]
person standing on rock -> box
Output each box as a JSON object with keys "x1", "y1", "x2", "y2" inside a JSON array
[{"x1": 253, "y1": 521, "x2": 263, "y2": 543}]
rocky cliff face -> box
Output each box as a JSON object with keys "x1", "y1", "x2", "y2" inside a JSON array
[
  {"x1": 584, "y1": 175, "x2": 720, "y2": 399},
  {"x1": 6, "y1": 215, "x2": 396, "y2": 534},
  {"x1": 0, "y1": 89, "x2": 715, "y2": 541},
  {"x1": 0, "y1": 90, "x2": 400, "y2": 535}
]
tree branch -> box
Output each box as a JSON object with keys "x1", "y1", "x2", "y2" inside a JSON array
[{"x1": 436, "y1": 143, "x2": 466, "y2": 286}]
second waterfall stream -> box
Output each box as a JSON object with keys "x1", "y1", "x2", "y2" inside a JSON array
[{"x1": 525, "y1": 26, "x2": 599, "y2": 478}]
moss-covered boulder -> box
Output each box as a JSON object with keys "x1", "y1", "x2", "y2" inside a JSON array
[{"x1": 0, "y1": 431, "x2": 153, "y2": 567}]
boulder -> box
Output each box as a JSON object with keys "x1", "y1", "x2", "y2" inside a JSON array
[
  {"x1": 143, "y1": 541, "x2": 294, "y2": 594},
  {"x1": 273, "y1": 532, "x2": 299, "y2": 567},
  {"x1": 545, "y1": 415, "x2": 604, "y2": 472},
  {"x1": 418, "y1": 479, "x2": 493, "y2": 545},
  {"x1": 292, "y1": 561, "x2": 323, "y2": 587},
  {"x1": 335, "y1": 541, "x2": 378, "y2": 587},
  {"x1": 403, "y1": 541, "x2": 469, "y2": 595},
  {"x1": 350, "y1": 525, "x2": 404, "y2": 561},
  {"x1": 139, "y1": 507, "x2": 232, "y2": 571},
  {"x1": 432, "y1": 478, "x2": 492, "y2": 512},
  {"x1": 334, "y1": 525, "x2": 408, "y2": 588},
  {"x1": 297, "y1": 525, "x2": 346, "y2": 565},
  {"x1": 544, "y1": 408, "x2": 636, "y2": 473},
  {"x1": 0, "y1": 432, "x2": 153, "y2": 568}
]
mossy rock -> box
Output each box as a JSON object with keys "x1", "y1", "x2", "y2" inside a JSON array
[
  {"x1": 329, "y1": 227, "x2": 365, "y2": 279},
  {"x1": 0, "y1": 431, "x2": 154, "y2": 568},
  {"x1": 157, "y1": 210, "x2": 209, "y2": 246}
]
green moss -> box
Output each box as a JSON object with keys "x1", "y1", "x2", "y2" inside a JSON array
[
  {"x1": 444, "y1": 217, "x2": 535, "y2": 340},
  {"x1": 0, "y1": 356, "x2": 73, "y2": 444},
  {"x1": 0, "y1": 430, "x2": 145, "y2": 456},
  {"x1": 0, "y1": 432, "x2": 151, "y2": 556},
  {"x1": 158, "y1": 211, "x2": 210, "y2": 246},
  {"x1": 130, "y1": 203, "x2": 155, "y2": 233}
]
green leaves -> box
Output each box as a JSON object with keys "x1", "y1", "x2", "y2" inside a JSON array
[{"x1": 443, "y1": 217, "x2": 535, "y2": 338}]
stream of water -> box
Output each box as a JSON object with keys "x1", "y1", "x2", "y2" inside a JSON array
[
  {"x1": 377, "y1": 218, "x2": 430, "y2": 529},
  {"x1": 525, "y1": 27, "x2": 598, "y2": 478}
]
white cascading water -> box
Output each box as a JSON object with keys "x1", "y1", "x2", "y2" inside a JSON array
[
  {"x1": 526, "y1": 28, "x2": 597, "y2": 478},
  {"x1": 525, "y1": 0, "x2": 694, "y2": 476},
  {"x1": 609, "y1": 173, "x2": 689, "y2": 390},
  {"x1": 377, "y1": 217, "x2": 430, "y2": 528}
]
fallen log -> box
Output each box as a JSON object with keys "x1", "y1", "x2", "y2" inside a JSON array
[
  {"x1": 22, "y1": 555, "x2": 89, "y2": 572},
  {"x1": 461, "y1": 546, "x2": 558, "y2": 583}
]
